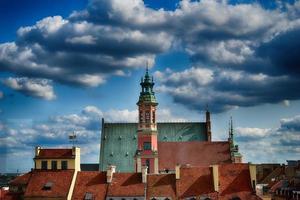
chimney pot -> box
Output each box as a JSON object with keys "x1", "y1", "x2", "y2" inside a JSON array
[
  {"x1": 175, "y1": 164, "x2": 181, "y2": 180},
  {"x1": 107, "y1": 165, "x2": 116, "y2": 183},
  {"x1": 35, "y1": 146, "x2": 41, "y2": 156}
]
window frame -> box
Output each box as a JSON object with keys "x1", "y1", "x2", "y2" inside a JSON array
[
  {"x1": 51, "y1": 160, "x2": 57, "y2": 170},
  {"x1": 61, "y1": 160, "x2": 68, "y2": 170},
  {"x1": 41, "y1": 161, "x2": 48, "y2": 170}
]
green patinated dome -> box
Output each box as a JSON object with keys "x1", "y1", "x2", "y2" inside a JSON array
[{"x1": 137, "y1": 67, "x2": 158, "y2": 105}]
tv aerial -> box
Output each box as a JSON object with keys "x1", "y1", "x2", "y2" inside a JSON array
[{"x1": 69, "y1": 131, "x2": 77, "y2": 147}]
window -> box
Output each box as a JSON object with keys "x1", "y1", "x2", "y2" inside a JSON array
[
  {"x1": 143, "y1": 142, "x2": 151, "y2": 150},
  {"x1": 231, "y1": 197, "x2": 241, "y2": 200},
  {"x1": 51, "y1": 161, "x2": 57, "y2": 170},
  {"x1": 145, "y1": 111, "x2": 150, "y2": 123},
  {"x1": 139, "y1": 111, "x2": 143, "y2": 123},
  {"x1": 146, "y1": 159, "x2": 150, "y2": 173},
  {"x1": 84, "y1": 192, "x2": 93, "y2": 200},
  {"x1": 152, "y1": 111, "x2": 155, "y2": 123},
  {"x1": 61, "y1": 161, "x2": 68, "y2": 170},
  {"x1": 151, "y1": 198, "x2": 157, "y2": 200},
  {"x1": 41, "y1": 161, "x2": 47, "y2": 170},
  {"x1": 43, "y1": 182, "x2": 53, "y2": 190}
]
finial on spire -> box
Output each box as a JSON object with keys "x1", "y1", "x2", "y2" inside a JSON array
[
  {"x1": 146, "y1": 61, "x2": 149, "y2": 74},
  {"x1": 229, "y1": 116, "x2": 234, "y2": 139}
]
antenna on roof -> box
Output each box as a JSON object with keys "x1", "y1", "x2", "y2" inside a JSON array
[{"x1": 69, "y1": 131, "x2": 77, "y2": 147}]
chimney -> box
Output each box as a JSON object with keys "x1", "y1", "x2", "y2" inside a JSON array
[
  {"x1": 212, "y1": 165, "x2": 219, "y2": 192},
  {"x1": 205, "y1": 109, "x2": 212, "y2": 141},
  {"x1": 142, "y1": 166, "x2": 148, "y2": 183},
  {"x1": 249, "y1": 164, "x2": 257, "y2": 192},
  {"x1": 35, "y1": 146, "x2": 41, "y2": 157},
  {"x1": 107, "y1": 165, "x2": 116, "y2": 183},
  {"x1": 175, "y1": 164, "x2": 180, "y2": 180}
]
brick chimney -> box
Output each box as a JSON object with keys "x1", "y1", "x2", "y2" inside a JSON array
[
  {"x1": 212, "y1": 165, "x2": 219, "y2": 192},
  {"x1": 107, "y1": 165, "x2": 116, "y2": 183},
  {"x1": 175, "y1": 164, "x2": 181, "y2": 180},
  {"x1": 142, "y1": 166, "x2": 148, "y2": 183}
]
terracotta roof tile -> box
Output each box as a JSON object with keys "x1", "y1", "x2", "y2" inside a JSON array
[
  {"x1": 147, "y1": 174, "x2": 176, "y2": 199},
  {"x1": 72, "y1": 171, "x2": 108, "y2": 200},
  {"x1": 107, "y1": 173, "x2": 144, "y2": 197},
  {"x1": 9, "y1": 172, "x2": 32, "y2": 185},
  {"x1": 176, "y1": 166, "x2": 216, "y2": 198},
  {"x1": 35, "y1": 149, "x2": 74, "y2": 159},
  {"x1": 24, "y1": 170, "x2": 74, "y2": 198},
  {"x1": 158, "y1": 141, "x2": 231, "y2": 171},
  {"x1": 219, "y1": 164, "x2": 254, "y2": 196}
]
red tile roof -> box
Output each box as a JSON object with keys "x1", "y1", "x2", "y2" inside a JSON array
[
  {"x1": 147, "y1": 174, "x2": 176, "y2": 200},
  {"x1": 72, "y1": 171, "x2": 108, "y2": 200},
  {"x1": 35, "y1": 148, "x2": 74, "y2": 159},
  {"x1": 176, "y1": 166, "x2": 217, "y2": 198},
  {"x1": 107, "y1": 173, "x2": 145, "y2": 197},
  {"x1": 218, "y1": 164, "x2": 255, "y2": 197},
  {"x1": 158, "y1": 141, "x2": 231, "y2": 171},
  {"x1": 9, "y1": 172, "x2": 32, "y2": 186},
  {"x1": 24, "y1": 170, "x2": 74, "y2": 198}
]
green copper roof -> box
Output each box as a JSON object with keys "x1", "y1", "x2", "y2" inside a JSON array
[
  {"x1": 138, "y1": 68, "x2": 157, "y2": 104},
  {"x1": 99, "y1": 122, "x2": 208, "y2": 172}
]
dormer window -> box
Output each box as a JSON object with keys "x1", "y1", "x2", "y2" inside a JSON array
[
  {"x1": 43, "y1": 182, "x2": 53, "y2": 190},
  {"x1": 84, "y1": 192, "x2": 93, "y2": 200}
]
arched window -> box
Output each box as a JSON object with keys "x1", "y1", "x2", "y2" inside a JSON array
[
  {"x1": 151, "y1": 198, "x2": 157, "y2": 200},
  {"x1": 146, "y1": 159, "x2": 150, "y2": 173},
  {"x1": 231, "y1": 197, "x2": 241, "y2": 200},
  {"x1": 165, "y1": 198, "x2": 170, "y2": 200}
]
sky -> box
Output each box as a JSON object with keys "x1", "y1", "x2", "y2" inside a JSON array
[{"x1": 0, "y1": 0, "x2": 300, "y2": 173}]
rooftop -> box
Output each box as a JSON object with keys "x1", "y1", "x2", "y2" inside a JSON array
[
  {"x1": 158, "y1": 141, "x2": 231, "y2": 171},
  {"x1": 35, "y1": 148, "x2": 74, "y2": 159},
  {"x1": 72, "y1": 171, "x2": 107, "y2": 200},
  {"x1": 24, "y1": 170, "x2": 74, "y2": 198}
]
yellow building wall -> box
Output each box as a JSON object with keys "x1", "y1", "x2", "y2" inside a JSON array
[{"x1": 35, "y1": 159, "x2": 76, "y2": 170}]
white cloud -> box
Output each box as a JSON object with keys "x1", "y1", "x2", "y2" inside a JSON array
[
  {"x1": 3, "y1": 77, "x2": 56, "y2": 100},
  {"x1": 235, "y1": 127, "x2": 271, "y2": 138}
]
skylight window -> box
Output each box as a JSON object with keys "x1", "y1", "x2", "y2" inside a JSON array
[
  {"x1": 84, "y1": 192, "x2": 93, "y2": 200},
  {"x1": 43, "y1": 182, "x2": 53, "y2": 190}
]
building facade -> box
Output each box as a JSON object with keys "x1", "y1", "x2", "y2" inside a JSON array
[{"x1": 99, "y1": 69, "x2": 242, "y2": 173}]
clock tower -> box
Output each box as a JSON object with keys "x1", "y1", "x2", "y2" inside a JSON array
[{"x1": 135, "y1": 67, "x2": 159, "y2": 174}]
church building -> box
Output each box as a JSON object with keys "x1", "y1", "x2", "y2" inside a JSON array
[{"x1": 99, "y1": 68, "x2": 242, "y2": 173}]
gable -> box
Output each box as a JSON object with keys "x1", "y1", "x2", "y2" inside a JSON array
[{"x1": 99, "y1": 122, "x2": 208, "y2": 172}]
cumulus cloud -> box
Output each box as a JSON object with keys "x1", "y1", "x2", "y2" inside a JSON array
[
  {"x1": 1, "y1": 0, "x2": 300, "y2": 110},
  {"x1": 236, "y1": 114, "x2": 300, "y2": 163},
  {"x1": 155, "y1": 67, "x2": 299, "y2": 112},
  {"x1": 3, "y1": 77, "x2": 56, "y2": 100},
  {"x1": 0, "y1": 105, "x2": 185, "y2": 172},
  {"x1": 3, "y1": 77, "x2": 55, "y2": 100}
]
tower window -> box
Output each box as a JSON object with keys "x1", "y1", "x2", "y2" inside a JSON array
[
  {"x1": 146, "y1": 159, "x2": 150, "y2": 173},
  {"x1": 41, "y1": 161, "x2": 47, "y2": 170},
  {"x1": 145, "y1": 111, "x2": 150, "y2": 123},
  {"x1": 143, "y1": 142, "x2": 151, "y2": 150},
  {"x1": 139, "y1": 111, "x2": 143, "y2": 123},
  {"x1": 152, "y1": 111, "x2": 155, "y2": 123}
]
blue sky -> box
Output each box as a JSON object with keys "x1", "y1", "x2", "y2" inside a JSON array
[{"x1": 1, "y1": 0, "x2": 300, "y2": 173}]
